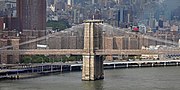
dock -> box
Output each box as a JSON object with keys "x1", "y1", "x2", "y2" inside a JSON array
[{"x1": 0, "y1": 60, "x2": 180, "y2": 80}]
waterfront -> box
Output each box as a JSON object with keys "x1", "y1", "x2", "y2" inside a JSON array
[{"x1": 1, "y1": 66, "x2": 180, "y2": 90}]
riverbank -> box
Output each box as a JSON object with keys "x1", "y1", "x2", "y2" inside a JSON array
[
  {"x1": 1, "y1": 60, "x2": 180, "y2": 80},
  {"x1": 1, "y1": 66, "x2": 180, "y2": 90}
]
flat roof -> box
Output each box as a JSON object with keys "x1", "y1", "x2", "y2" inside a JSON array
[{"x1": 83, "y1": 20, "x2": 103, "y2": 23}]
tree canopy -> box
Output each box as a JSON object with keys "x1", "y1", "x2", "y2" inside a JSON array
[{"x1": 47, "y1": 19, "x2": 71, "y2": 31}]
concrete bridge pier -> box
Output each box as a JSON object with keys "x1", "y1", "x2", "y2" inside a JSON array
[
  {"x1": 0, "y1": 39, "x2": 8, "y2": 64},
  {"x1": 82, "y1": 55, "x2": 104, "y2": 81},
  {"x1": 0, "y1": 38, "x2": 19, "y2": 64},
  {"x1": 82, "y1": 20, "x2": 104, "y2": 81},
  {"x1": 11, "y1": 39, "x2": 20, "y2": 64}
]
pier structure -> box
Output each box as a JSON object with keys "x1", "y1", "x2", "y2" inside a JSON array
[{"x1": 82, "y1": 20, "x2": 104, "y2": 81}]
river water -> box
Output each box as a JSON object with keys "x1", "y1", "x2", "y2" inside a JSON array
[{"x1": 1, "y1": 66, "x2": 180, "y2": 90}]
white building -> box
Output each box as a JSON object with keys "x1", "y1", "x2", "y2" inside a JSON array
[
  {"x1": 171, "y1": 25, "x2": 179, "y2": 32},
  {"x1": 179, "y1": 39, "x2": 180, "y2": 48},
  {"x1": 141, "y1": 54, "x2": 159, "y2": 60},
  {"x1": 67, "y1": 0, "x2": 73, "y2": 6}
]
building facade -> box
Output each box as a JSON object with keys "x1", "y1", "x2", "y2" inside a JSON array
[{"x1": 16, "y1": 0, "x2": 46, "y2": 33}]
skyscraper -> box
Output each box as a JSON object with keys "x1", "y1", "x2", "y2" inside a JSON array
[
  {"x1": 67, "y1": 0, "x2": 71, "y2": 6},
  {"x1": 16, "y1": 0, "x2": 46, "y2": 32}
]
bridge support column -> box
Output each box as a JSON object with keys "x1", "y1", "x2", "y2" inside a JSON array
[
  {"x1": 0, "y1": 39, "x2": 8, "y2": 64},
  {"x1": 82, "y1": 20, "x2": 104, "y2": 81},
  {"x1": 178, "y1": 39, "x2": 180, "y2": 48},
  {"x1": 11, "y1": 39, "x2": 20, "y2": 64},
  {"x1": 1, "y1": 52, "x2": 7, "y2": 64},
  {"x1": 82, "y1": 55, "x2": 104, "y2": 81}
]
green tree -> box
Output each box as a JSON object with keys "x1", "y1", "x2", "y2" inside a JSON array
[
  {"x1": 21, "y1": 56, "x2": 32, "y2": 63},
  {"x1": 47, "y1": 19, "x2": 71, "y2": 30}
]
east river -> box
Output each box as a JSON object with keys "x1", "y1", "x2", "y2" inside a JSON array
[{"x1": 1, "y1": 66, "x2": 180, "y2": 90}]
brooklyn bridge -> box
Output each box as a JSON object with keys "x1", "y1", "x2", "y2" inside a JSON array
[{"x1": 0, "y1": 20, "x2": 180, "y2": 80}]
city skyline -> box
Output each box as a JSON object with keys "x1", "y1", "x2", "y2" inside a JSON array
[
  {"x1": 0, "y1": 1, "x2": 180, "y2": 89},
  {"x1": 0, "y1": 0, "x2": 179, "y2": 64}
]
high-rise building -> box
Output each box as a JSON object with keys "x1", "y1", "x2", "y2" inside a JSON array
[
  {"x1": 67, "y1": 0, "x2": 71, "y2": 6},
  {"x1": 67, "y1": 0, "x2": 74, "y2": 6},
  {"x1": 16, "y1": 0, "x2": 46, "y2": 32}
]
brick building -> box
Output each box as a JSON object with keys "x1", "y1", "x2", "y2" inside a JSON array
[
  {"x1": 0, "y1": 38, "x2": 19, "y2": 64},
  {"x1": 16, "y1": 0, "x2": 46, "y2": 37},
  {"x1": 0, "y1": 0, "x2": 47, "y2": 64}
]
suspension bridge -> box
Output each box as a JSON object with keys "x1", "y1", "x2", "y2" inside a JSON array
[{"x1": 0, "y1": 20, "x2": 180, "y2": 80}]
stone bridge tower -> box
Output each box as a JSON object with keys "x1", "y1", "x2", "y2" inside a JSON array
[{"x1": 82, "y1": 20, "x2": 104, "y2": 81}]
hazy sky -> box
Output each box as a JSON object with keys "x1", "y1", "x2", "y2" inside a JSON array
[
  {"x1": 163, "y1": 0, "x2": 180, "y2": 18},
  {"x1": 164, "y1": 0, "x2": 180, "y2": 11}
]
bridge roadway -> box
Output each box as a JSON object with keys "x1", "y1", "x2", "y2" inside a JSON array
[{"x1": 0, "y1": 49, "x2": 180, "y2": 55}]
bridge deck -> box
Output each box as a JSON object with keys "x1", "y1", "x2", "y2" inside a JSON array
[{"x1": 0, "y1": 49, "x2": 180, "y2": 55}]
